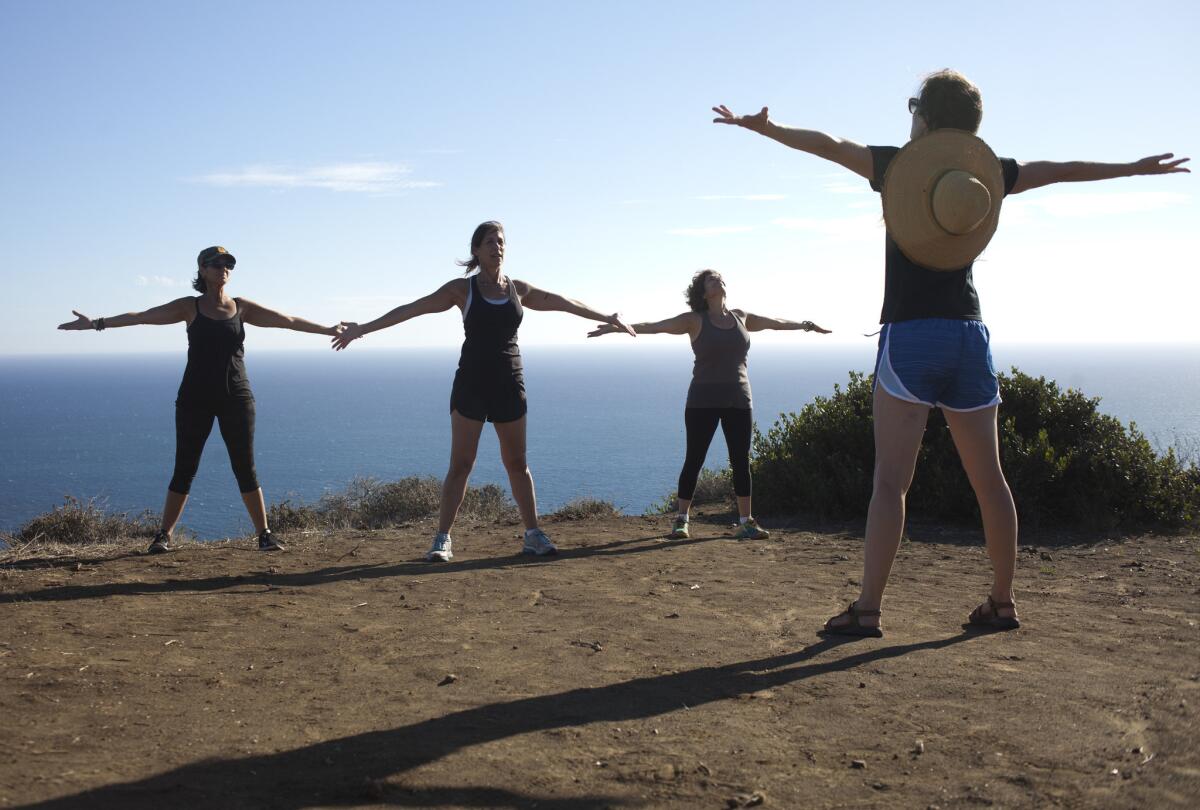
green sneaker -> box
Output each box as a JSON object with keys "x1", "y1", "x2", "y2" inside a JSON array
[
  {"x1": 668, "y1": 516, "x2": 689, "y2": 540},
  {"x1": 733, "y1": 519, "x2": 769, "y2": 540}
]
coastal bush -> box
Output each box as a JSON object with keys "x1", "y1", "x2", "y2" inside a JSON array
[
  {"x1": 649, "y1": 467, "x2": 736, "y2": 514},
  {"x1": 9, "y1": 496, "x2": 160, "y2": 546},
  {"x1": 549, "y1": 498, "x2": 621, "y2": 521},
  {"x1": 268, "y1": 476, "x2": 517, "y2": 532},
  {"x1": 751, "y1": 369, "x2": 1200, "y2": 530}
]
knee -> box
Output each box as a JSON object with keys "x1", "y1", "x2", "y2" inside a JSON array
[
  {"x1": 871, "y1": 471, "x2": 911, "y2": 501},
  {"x1": 501, "y1": 454, "x2": 529, "y2": 477},
  {"x1": 446, "y1": 456, "x2": 475, "y2": 480}
]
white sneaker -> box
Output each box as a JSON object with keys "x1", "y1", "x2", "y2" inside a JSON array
[
  {"x1": 521, "y1": 528, "x2": 558, "y2": 556},
  {"x1": 426, "y1": 534, "x2": 453, "y2": 562}
]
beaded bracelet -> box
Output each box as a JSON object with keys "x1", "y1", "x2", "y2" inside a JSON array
[{"x1": 94, "y1": 317, "x2": 106, "y2": 331}]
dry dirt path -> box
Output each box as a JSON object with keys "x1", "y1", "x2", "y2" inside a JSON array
[{"x1": 2, "y1": 513, "x2": 1198, "y2": 808}]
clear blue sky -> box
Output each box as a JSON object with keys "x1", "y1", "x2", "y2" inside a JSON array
[{"x1": 3, "y1": 0, "x2": 1196, "y2": 354}]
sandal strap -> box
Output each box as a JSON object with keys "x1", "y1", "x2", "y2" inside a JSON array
[
  {"x1": 848, "y1": 600, "x2": 881, "y2": 618},
  {"x1": 987, "y1": 595, "x2": 1015, "y2": 610}
]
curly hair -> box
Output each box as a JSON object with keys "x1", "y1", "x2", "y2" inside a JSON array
[
  {"x1": 685, "y1": 269, "x2": 719, "y2": 312},
  {"x1": 916, "y1": 69, "x2": 982, "y2": 133},
  {"x1": 455, "y1": 220, "x2": 504, "y2": 274}
]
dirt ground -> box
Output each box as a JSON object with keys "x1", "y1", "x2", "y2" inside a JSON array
[{"x1": 1, "y1": 511, "x2": 1198, "y2": 809}]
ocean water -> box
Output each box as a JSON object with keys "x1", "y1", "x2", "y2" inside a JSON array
[{"x1": 2, "y1": 344, "x2": 1198, "y2": 540}]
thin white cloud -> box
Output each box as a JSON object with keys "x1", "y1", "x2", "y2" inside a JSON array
[
  {"x1": 1005, "y1": 190, "x2": 1190, "y2": 219},
  {"x1": 667, "y1": 225, "x2": 755, "y2": 236},
  {"x1": 697, "y1": 194, "x2": 787, "y2": 201},
  {"x1": 136, "y1": 275, "x2": 184, "y2": 287},
  {"x1": 195, "y1": 162, "x2": 440, "y2": 194}
]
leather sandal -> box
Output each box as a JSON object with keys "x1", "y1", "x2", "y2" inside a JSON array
[
  {"x1": 967, "y1": 595, "x2": 1020, "y2": 631},
  {"x1": 823, "y1": 601, "x2": 883, "y2": 638}
]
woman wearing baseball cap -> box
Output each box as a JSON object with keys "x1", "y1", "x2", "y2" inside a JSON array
[
  {"x1": 58, "y1": 246, "x2": 344, "y2": 554},
  {"x1": 713, "y1": 69, "x2": 1188, "y2": 636}
]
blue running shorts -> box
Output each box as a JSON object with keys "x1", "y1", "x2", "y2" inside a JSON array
[{"x1": 873, "y1": 319, "x2": 1000, "y2": 412}]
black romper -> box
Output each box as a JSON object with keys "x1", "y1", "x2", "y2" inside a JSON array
[
  {"x1": 168, "y1": 298, "x2": 259, "y2": 495},
  {"x1": 450, "y1": 274, "x2": 526, "y2": 423}
]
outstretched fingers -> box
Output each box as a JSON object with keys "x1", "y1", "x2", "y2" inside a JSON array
[
  {"x1": 58, "y1": 310, "x2": 91, "y2": 330},
  {"x1": 1140, "y1": 153, "x2": 1191, "y2": 174}
]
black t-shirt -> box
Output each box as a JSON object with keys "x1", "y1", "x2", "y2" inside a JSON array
[{"x1": 868, "y1": 145, "x2": 1019, "y2": 323}]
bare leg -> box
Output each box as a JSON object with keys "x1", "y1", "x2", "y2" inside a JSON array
[
  {"x1": 240, "y1": 488, "x2": 268, "y2": 534},
  {"x1": 160, "y1": 490, "x2": 188, "y2": 535},
  {"x1": 438, "y1": 411, "x2": 486, "y2": 535},
  {"x1": 942, "y1": 405, "x2": 1019, "y2": 621},
  {"x1": 735, "y1": 495, "x2": 751, "y2": 520},
  {"x1": 828, "y1": 387, "x2": 929, "y2": 630},
  {"x1": 494, "y1": 416, "x2": 538, "y2": 531},
  {"x1": 675, "y1": 496, "x2": 693, "y2": 518}
]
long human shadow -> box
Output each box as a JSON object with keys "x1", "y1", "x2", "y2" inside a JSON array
[
  {"x1": 14, "y1": 632, "x2": 980, "y2": 809},
  {"x1": 0, "y1": 532, "x2": 723, "y2": 604}
]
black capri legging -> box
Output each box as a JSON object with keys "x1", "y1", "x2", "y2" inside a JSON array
[
  {"x1": 677, "y1": 407, "x2": 753, "y2": 500},
  {"x1": 168, "y1": 397, "x2": 259, "y2": 495}
]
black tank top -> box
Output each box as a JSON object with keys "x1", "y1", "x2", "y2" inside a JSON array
[
  {"x1": 457, "y1": 274, "x2": 523, "y2": 377},
  {"x1": 177, "y1": 297, "x2": 252, "y2": 404}
]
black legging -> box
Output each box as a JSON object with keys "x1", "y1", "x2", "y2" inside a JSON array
[
  {"x1": 677, "y1": 407, "x2": 753, "y2": 500},
  {"x1": 168, "y1": 397, "x2": 259, "y2": 495}
]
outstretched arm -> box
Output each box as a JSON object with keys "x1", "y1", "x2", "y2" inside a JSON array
[
  {"x1": 57, "y1": 297, "x2": 192, "y2": 331},
  {"x1": 589, "y1": 312, "x2": 698, "y2": 339},
  {"x1": 514, "y1": 280, "x2": 636, "y2": 335},
  {"x1": 712, "y1": 104, "x2": 872, "y2": 180},
  {"x1": 741, "y1": 311, "x2": 831, "y2": 333},
  {"x1": 1011, "y1": 153, "x2": 1189, "y2": 194},
  {"x1": 239, "y1": 298, "x2": 341, "y2": 336},
  {"x1": 332, "y1": 279, "x2": 465, "y2": 350}
]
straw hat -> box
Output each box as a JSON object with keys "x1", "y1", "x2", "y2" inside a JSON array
[{"x1": 880, "y1": 129, "x2": 1004, "y2": 271}]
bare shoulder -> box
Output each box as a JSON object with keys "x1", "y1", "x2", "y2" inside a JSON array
[
  {"x1": 731, "y1": 308, "x2": 747, "y2": 318},
  {"x1": 438, "y1": 277, "x2": 471, "y2": 304},
  {"x1": 510, "y1": 278, "x2": 534, "y2": 295}
]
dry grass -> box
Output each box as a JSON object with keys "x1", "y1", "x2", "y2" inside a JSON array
[{"x1": 268, "y1": 476, "x2": 518, "y2": 534}]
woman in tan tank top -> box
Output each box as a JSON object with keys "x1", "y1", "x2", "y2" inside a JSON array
[{"x1": 590, "y1": 269, "x2": 829, "y2": 540}]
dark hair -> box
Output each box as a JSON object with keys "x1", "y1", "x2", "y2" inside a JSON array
[
  {"x1": 917, "y1": 69, "x2": 982, "y2": 133},
  {"x1": 456, "y1": 220, "x2": 504, "y2": 274},
  {"x1": 685, "y1": 269, "x2": 719, "y2": 312}
]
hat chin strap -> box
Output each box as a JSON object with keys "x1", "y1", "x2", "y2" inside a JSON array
[{"x1": 931, "y1": 170, "x2": 992, "y2": 235}]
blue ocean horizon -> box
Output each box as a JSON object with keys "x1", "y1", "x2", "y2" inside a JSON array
[{"x1": 3, "y1": 344, "x2": 1198, "y2": 540}]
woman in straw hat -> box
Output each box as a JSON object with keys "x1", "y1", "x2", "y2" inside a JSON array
[
  {"x1": 713, "y1": 69, "x2": 1189, "y2": 636},
  {"x1": 332, "y1": 220, "x2": 634, "y2": 562},
  {"x1": 58, "y1": 246, "x2": 345, "y2": 554}
]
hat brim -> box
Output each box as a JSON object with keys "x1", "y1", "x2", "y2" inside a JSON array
[{"x1": 881, "y1": 129, "x2": 1004, "y2": 272}]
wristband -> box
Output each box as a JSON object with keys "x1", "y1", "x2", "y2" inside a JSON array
[{"x1": 94, "y1": 317, "x2": 106, "y2": 331}]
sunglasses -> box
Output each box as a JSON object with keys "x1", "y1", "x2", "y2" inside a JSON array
[
  {"x1": 203, "y1": 259, "x2": 235, "y2": 270},
  {"x1": 907, "y1": 97, "x2": 922, "y2": 115}
]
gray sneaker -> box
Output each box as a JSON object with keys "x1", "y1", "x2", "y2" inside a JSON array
[
  {"x1": 426, "y1": 533, "x2": 453, "y2": 562},
  {"x1": 147, "y1": 530, "x2": 172, "y2": 555},
  {"x1": 521, "y1": 528, "x2": 558, "y2": 556},
  {"x1": 668, "y1": 516, "x2": 689, "y2": 540},
  {"x1": 258, "y1": 529, "x2": 285, "y2": 552}
]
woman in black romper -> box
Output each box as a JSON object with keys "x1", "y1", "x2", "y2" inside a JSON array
[
  {"x1": 334, "y1": 221, "x2": 634, "y2": 562},
  {"x1": 59, "y1": 246, "x2": 343, "y2": 553}
]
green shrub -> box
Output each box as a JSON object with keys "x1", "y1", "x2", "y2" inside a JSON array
[
  {"x1": 268, "y1": 476, "x2": 517, "y2": 532},
  {"x1": 649, "y1": 467, "x2": 736, "y2": 514},
  {"x1": 549, "y1": 498, "x2": 621, "y2": 521},
  {"x1": 11, "y1": 496, "x2": 161, "y2": 546},
  {"x1": 751, "y1": 369, "x2": 1200, "y2": 530}
]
